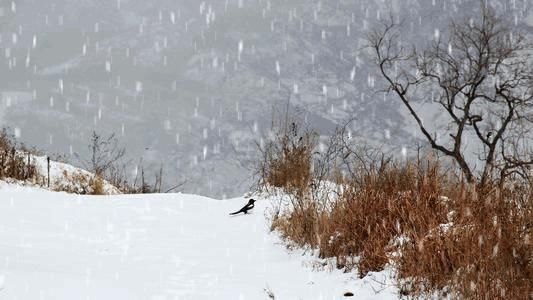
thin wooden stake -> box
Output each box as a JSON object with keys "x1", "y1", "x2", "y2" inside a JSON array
[{"x1": 47, "y1": 156, "x2": 50, "y2": 188}]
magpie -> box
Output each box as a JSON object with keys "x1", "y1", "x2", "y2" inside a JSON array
[{"x1": 229, "y1": 199, "x2": 256, "y2": 215}]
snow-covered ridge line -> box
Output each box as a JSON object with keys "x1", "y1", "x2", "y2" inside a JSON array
[{"x1": 11, "y1": 151, "x2": 120, "y2": 195}]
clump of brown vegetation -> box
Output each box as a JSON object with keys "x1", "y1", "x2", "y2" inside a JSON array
[
  {"x1": 398, "y1": 182, "x2": 532, "y2": 299},
  {"x1": 53, "y1": 170, "x2": 106, "y2": 195},
  {"x1": 259, "y1": 121, "x2": 316, "y2": 196},
  {"x1": 0, "y1": 128, "x2": 39, "y2": 182},
  {"x1": 320, "y1": 159, "x2": 450, "y2": 278},
  {"x1": 258, "y1": 117, "x2": 321, "y2": 247},
  {"x1": 258, "y1": 119, "x2": 532, "y2": 299}
]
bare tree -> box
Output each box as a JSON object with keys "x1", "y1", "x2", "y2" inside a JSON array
[
  {"x1": 80, "y1": 131, "x2": 126, "y2": 178},
  {"x1": 369, "y1": 4, "x2": 533, "y2": 185}
]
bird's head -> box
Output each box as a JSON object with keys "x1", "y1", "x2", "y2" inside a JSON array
[{"x1": 248, "y1": 199, "x2": 256, "y2": 204}]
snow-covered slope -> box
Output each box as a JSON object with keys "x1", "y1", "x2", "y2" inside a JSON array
[
  {"x1": 4, "y1": 152, "x2": 120, "y2": 195},
  {"x1": 31, "y1": 154, "x2": 121, "y2": 195},
  {"x1": 0, "y1": 183, "x2": 397, "y2": 299}
]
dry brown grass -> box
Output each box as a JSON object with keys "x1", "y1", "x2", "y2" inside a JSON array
[
  {"x1": 258, "y1": 119, "x2": 321, "y2": 247},
  {"x1": 0, "y1": 128, "x2": 39, "y2": 182},
  {"x1": 89, "y1": 176, "x2": 105, "y2": 195},
  {"x1": 271, "y1": 199, "x2": 321, "y2": 248},
  {"x1": 258, "y1": 121, "x2": 316, "y2": 196},
  {"x1": 259, "y1": 124, "x2": 532, "y2": 298},
  {"x1": 316, "y1": 160, "x2": 449, "y2": 278},
  {"x1": 54, "y1": 170, "x2": 107, "y2": 195},
  {"x1": 398, "y1": 182, "x2": 533, "y2": 299}
]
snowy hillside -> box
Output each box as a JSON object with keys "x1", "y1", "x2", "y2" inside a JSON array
[
  {"x1": 31, "y1": 154, "x2": 121, "y2": 195},
  {"x1": 0, "y1": 183, "x2": 398, "y2": 299},
  {"x1": 3, "y1": 151, "x2": 120, "y2": 195}
]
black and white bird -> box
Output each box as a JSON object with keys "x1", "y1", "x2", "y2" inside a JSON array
[
  {"x1": 229, "y1": 199, "x2": 256, "y2": 215},
  {"x1": 487, "y1": 131, "x2": 493, "y2": 140}
]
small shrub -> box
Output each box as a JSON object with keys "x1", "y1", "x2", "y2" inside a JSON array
[
  {"x1": 258, "y1": 120, "x2": 317, "y2": 197},
  {"x1": 270, "y1": 199, "x2": 321, "y2": 248},
  {"x1": 89, "y1": 176, "x2": 105, "y2": 195},
  {"x1": 258, "y1": 118, "x2": 320, "y2": 247},
  {"x1": 0, "y1": 128, "x2": 39, "y2": 182},
  {"x1": 54, "y1": 170, "x2": 107, "y2": 195}
]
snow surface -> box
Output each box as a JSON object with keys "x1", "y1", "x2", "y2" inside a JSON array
[{"x1": 0, "y1": 183, "x2": 398, "y2": 299}]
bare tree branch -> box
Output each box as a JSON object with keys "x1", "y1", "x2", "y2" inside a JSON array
[{"x1": 369, "y1": 4, "x2": 533, "y2": 185}]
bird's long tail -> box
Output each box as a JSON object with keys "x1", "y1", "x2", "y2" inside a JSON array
[{"x1": 229, "y1": 210, "x2": 240, "y2": 215}]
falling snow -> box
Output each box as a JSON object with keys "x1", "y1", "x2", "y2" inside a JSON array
[{"x1": 0, "y1": 0, "x2": 530, "y2": 235}]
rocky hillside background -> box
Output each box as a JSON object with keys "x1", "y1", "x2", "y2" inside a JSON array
[{"x1": 0, "y1": 0, "x2": 531, "y2": 197}]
